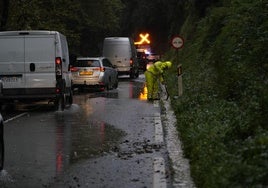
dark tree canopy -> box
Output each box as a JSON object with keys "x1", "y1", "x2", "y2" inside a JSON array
[{"x1": 0, "y1": 0, "x2": 188, "y2": 55}]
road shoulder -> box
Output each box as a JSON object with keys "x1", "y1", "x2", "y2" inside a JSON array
[{"x1": 160, "y1": 86, "x2": 196, "y2": 188}]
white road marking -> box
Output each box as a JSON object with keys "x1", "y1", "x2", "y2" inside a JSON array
[{"x1": 3, "y1": 112, "x2": 28, "y2": 124}]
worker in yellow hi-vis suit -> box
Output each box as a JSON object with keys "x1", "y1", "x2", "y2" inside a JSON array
[{"x1": 144, "y1": 61, "x2": 172, "y2": 101}]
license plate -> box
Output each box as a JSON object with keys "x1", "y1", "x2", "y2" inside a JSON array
[
  {"x1": 79, "y1": 70, "x2": 93, "y2": 76},
  {"x1": 0, "y1": 76, "x2": 21, "y2": 82}
]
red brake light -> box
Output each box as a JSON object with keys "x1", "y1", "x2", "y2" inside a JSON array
[
  {"x1": 70, "y1": 66, "x2": 79, "y2": 72},
  {"x1": 55, "y1": 57, "x2": 62, "y2": 76},
  {"x1": 55, "y1": 57, "x2": 62, "y2": 65},
  {"x1": 130, "y1": 58, "x2": 133, "y2": 66}
]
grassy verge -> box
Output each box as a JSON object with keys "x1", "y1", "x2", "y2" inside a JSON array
[{"x1": 164, "y1": 1, "x2": 268, "y2": 187}]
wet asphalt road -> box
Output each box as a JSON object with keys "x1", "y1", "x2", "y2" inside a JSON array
[{"x1": 0, "y1": 74, "x2": 172, "y2": 188}]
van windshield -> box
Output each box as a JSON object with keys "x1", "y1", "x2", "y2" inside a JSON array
[{"x1": 75, "y1": 60, "x2": 100, "y2": 67}]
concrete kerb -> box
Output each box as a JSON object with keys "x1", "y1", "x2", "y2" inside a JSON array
[{"x1": 159, "y1": 84, "x2": 196, "y2": 188}]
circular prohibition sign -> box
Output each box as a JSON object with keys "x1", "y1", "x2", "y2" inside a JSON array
[{"x1": 171, "y1": 36, "x2": 184, "y2": 49}]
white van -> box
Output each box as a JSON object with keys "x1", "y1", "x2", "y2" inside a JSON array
[
  {"x1": 102, "y1": 37, "x2": 139, "y2": 78},
  {"x1": 0, "y1": 30, "x2": 73, "y2": 110}
]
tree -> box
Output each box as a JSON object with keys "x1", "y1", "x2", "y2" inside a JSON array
[
  {"x1": 121, "y1": 0, "x2": 172, "y2": 53},
  {"x1": 79, "y1": 0, "x2": 124, "y2": 56},
  {"x1": 0, "y1": 0, "x2": 9, "y2": 30}
]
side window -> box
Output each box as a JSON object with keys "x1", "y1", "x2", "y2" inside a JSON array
[
  {"x1": 92, "y1": 60, "x2": 100, "y2": 67},
  {"x1": 76, "y1": 60, "x2": 100, "y2": 67},
  {"x1": 103, "y1": 59, "x2": 112, "y2": 67}
]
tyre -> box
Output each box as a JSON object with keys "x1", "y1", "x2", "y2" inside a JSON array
[
  {"x1": 56, "y1": 79, "x2": 66, "y2": 111},
  {"x1": 106, "y1": 78, "x2": 111, "y2": 90},
  {"x1": 60, "y1": 94, "x2": 66, "y2": 111},
  {"x1": 68, "y1": 89, "x2": 73, "y2": 105},
  {"x1": 130, "y1": 70, "x2": 135, "y2": 79},
  {"x1": 107, "y1": 85, "x2": 110, "y2": 91},
  {"x1": 113, "y1": 77, "x2": 119, "y2": 89},
  {"x1": 135, "y1": 69, "x2": 139, "y2": 78},
  {"x1": 54, "y1": 93, "x2": 65, "y2": 111}
]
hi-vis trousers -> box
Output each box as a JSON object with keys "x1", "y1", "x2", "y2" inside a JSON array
[{"x1": 144, "y1": 70, "x2": 160, "y2": 100}]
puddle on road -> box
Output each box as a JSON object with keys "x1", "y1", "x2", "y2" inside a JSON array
[
  {"x1": 52, "y1": 79, "x2": 148, "y2": 167},
  {"x1": 69, "y1": 120, "x2": 126, "y2": 163},
  {"x1": 1, "y1": 76, "x2": 153, "y2": 187},
  {"x1": 55, "y1": 109, "x2": 126, "y2": 165}
]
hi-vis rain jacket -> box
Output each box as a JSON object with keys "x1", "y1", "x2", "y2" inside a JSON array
[{"x1": 144, "y1": 61, "x2": 172, "y2": 100}]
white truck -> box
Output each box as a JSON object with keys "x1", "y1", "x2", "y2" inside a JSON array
[
  {"x1": 0, "y1": 30, "x2": 73, "y2": 111},
  {"x1": 102, "y1": 37, "x2": 139, "y2": 78}
]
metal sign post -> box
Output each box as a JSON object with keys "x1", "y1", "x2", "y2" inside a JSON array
[
  {"x1": 177, "y1": 64, "x2": 183, "y2": 96},
  {"x1": 171, "y1": 36, "x2": 184, "y2": 97}
]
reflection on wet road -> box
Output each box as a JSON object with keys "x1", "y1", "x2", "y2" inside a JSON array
[
  {"x1": 54, "y1": 102, "x2": 126, "y2": 165},
  {"x1": 2, "y1": 97, "x2": 127, "y2": 187},
  {"x1": 1, "y1": 74, "x2": 163, "y2": 188}
]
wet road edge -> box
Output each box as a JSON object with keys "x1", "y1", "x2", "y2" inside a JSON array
[{"x1": 160, "y1": 86, "x2": 196, "y2": 188}]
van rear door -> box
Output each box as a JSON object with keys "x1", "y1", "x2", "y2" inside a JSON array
[
  {"x1": 24, "y1": 35, "x2": 56, "y2": 89},
  {"x1": 0, "y1": 36, "x2": 25, "y2": 90},
  {"x1": 103, "y1": 42, "x2": 131, "y2": 70}
]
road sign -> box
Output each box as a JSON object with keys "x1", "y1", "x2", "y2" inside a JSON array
[{"x1": 171, "y1": 36, "x2": 184, "y2": 49}]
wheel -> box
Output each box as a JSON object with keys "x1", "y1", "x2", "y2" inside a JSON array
[
  {"x1": 106, "y1": 83, "x2": 111, "y2": 90},
  {"x1": 135, "y1": 69, "x2": 139, "y2": 78},
  {"x1": 60, "y1": 94, "x2": 66, "y2": 111},
  {"x1": 55, "y1": 79, "x2": 66, "y2": 111},
  {"x1": 68, "y1": 89, "x2": 73, "y2": 105},
  {"x1": 130, "y1": 70, "x2": 135, "y2": 79},
  {"x1": 106, "y1": 77, "x2": 113, "y2": 90},
  {"x1": 113, "y1": 77, "x2": 118, "y2": 89},
  {"x1": 0, "y1": 122, "x2": 4, "y2": 170},
  {"x1": 54, "y1": 94, "x2": 65, "y2": 111}
]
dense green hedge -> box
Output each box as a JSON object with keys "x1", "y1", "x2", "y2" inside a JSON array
[{"x1": 165, "y1": 0, "x2": 268, "y2": 187}]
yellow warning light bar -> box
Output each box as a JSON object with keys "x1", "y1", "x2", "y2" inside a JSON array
[{"x1": 135, "y1": 33, "x2": 150, "y2": 45}]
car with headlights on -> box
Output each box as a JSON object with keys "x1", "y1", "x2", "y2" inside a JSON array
[{"x1": 71, "y1": 57, "x2": 118, "y2": 91}]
